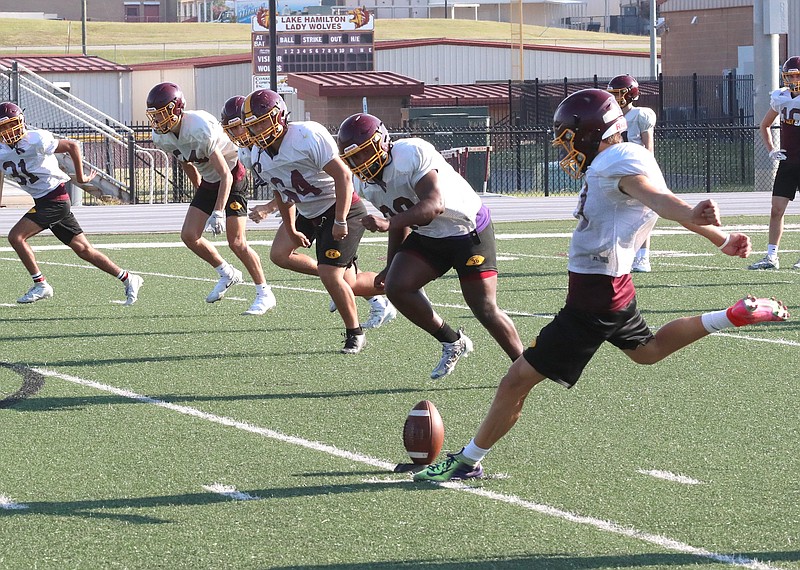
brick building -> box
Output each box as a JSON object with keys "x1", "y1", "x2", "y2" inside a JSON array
[{"x1": 660, "y1": 0, "x2": 798, "y2": 76}]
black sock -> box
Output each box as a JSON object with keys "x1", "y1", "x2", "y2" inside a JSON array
[
  {"x1": 433, "y1": 322, "x2": 459, "y2": 344},
  {"x1": 346, "y1": 327, "x2": 364, "y2": 336}
]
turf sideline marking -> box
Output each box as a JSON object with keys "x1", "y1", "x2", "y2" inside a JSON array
[
  {"x1": 31, "y1": 366, "x2": 781, "y2": 570},
  {"x1": 637, "y1": 469, "x2": 704, "y2": 485},
  {"x1": 0, "y1": 495, "x2": 29, "y2": 510},
  {"x1": 202, "y1": 484, "x2": 261, "y2": 501}
]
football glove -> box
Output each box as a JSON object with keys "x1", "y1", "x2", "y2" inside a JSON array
[
  {"x1": 205, "y1": 210, "x2": 225, "y2": 236},
  {"x1": 769, "y1": 148, "x2": 787, "y2": 161}
]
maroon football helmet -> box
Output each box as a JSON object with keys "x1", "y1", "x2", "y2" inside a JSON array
[
  {"x1": 552, "y1": 89, "x2": 627, "y2": 179},
  {"x1": 220, "y1": 96, "x2": 252, "y2": 147},
  {"x1": 782, "y1": 56, "x2": 800, "y2": 94},
  {"x1": 607, "y1": 74, "x2": 640, "y2": 107},
  {"x1": 242, "y1": 89, "x2": 289, "y2": 149},
  {"x1": 146, "y1": 82, "x2": 185, "y2": 134},
  {"x1": 0, "y1": 102, "x2": 25, "y2": 146},
  {"x1": 337, "y1": 113, "x2": 391, "y2": 182}
]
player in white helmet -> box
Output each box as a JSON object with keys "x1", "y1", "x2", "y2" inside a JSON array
[
  {"x1": 146, "y1": 82, "x2": 275, "y2": 315},
  {"x1": 0, "y1": 101, "x2": 143, "y2": 305},
  {"x1": 338, "y1": 112, "x2": 523, "y2": 379}
]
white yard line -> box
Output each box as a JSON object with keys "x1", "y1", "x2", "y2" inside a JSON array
[
  {"x1": 24, "y1": 366, "x2": 785, "y2": 570},
  {"x1": 637, "y1": 469, "x2": 705, "y2": 485}
]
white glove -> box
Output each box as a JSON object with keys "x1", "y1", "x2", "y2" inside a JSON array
[
  {"x1": 769, "y1": 148, "x2": 787, "y2": 161},
  {"x1": 204, "y1": 210, "x2": 225, "y2": 236}
]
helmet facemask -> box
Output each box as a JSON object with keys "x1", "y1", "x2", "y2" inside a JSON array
[
  {"x1": 607, "y1": 87, "x2": 631, "y2": 108},
  {"x1": 0, "y1": 114, "x2": 25, "y2": 145},
  {"x1": 783, "y1": 70, "x2": 800, "y2": 95},
  {"x1": 146, "y1": 101, "x2": 181, "y2": 134},
  {"x1": 552, "y1": 128, "x2": 587, "y2": 180},
  {"x1": 244, "y1": 106, "x2": 286, "y2": 150},
  {"x1": 340, "y1": 131, "x2": 390, "y2": 182},
  {"x1": 222, "y1": 118, "x2": 253, "y2": 147}
]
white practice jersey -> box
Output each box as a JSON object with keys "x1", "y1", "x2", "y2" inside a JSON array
[
  {"x1": 251, "y1": 121, "x2": 337, "y2": 219},
  {"x1": 0, "y1": 128, "x2": 70, "y2": 198},
  {"x1": 622, "y1": 106, "x2": 656, "y2": 147},
  {"x1": 239, "y1": 145, "x2": 273, "y2": 199},
  {"x1": 354, "y1": 138, "x2": 482, "y2": 238},
  {"x1": 568, "y1": 143, "x2": 661, "y2": 276},
  {"x1": 152, "y1": 110, "x2": 237, "y2": 183}
]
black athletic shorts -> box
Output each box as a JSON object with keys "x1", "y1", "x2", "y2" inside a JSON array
[
  {"x1": 295, "y1": 198, "x2": 367, "y2": 268},
  {"x1": 399, "y1": 222, "x2": 499, "y2": 279},
  {"x1": 523, "y1": 297, "x2": 654, "y2": 389},
  {"x1": 190, "y1": 160, "x2": 249, "y2": 217},
  {"x1": 24, "y1": 186, "x2": 83, "y2": 245},
  {"x1": 772, "y1": 161, "x2": 800, "y2": 200}
]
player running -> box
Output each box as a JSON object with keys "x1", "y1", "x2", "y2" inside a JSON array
[
  {"x1": 147, "y1": 82, "x2": 275, "y2": 315},
  {"x1": 338, "y1": 113, "x2": 523, "y2": 379},
  {"x1": 242, "y1": 89, "x2": 394, "y2": 354},
  {"x1": 0, "y1": 102, "x2": 143, "y2": 305}
]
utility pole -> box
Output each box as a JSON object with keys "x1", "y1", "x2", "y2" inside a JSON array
[
  {"x1": 81, "y1": 0, "x2": 87, "y2": 56},
  {"x1": 269, "y1": 0, "x2": 277, "y2": 91},
  {"x1": 649, "y1": 0, "x2": 656, "y2": 78}
]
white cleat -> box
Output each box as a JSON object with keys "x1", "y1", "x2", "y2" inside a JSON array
[
  {"x1": 328, "y1": 297, "x2": 337, "y2": 312},
  {"x1": 206, "y1": 268, "x2": 243, "y2": 303},
  {"x1": 243, "y1": 288, "x2": 277, "y2": 315},
  {"x1": 747, "y1": 256, "x2": 779, "y2": 270},
  {"x1": 430, "y1": 330, "x2": 474, "y2": 379},
  {"x1": 17, "y1": 282, "x2": 54, "y2": 304},
  {"x1": 361, "y1": 296, "x2": 397, "y2": 329},
  {"x1": 123, "y1": 274, "x2": 144, "y2": 306},
  {"x1": 631, "y1": 256, "x2": 651, "y2": 273}
]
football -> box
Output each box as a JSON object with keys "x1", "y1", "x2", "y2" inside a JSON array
[{"x1": 402, "y1": 400, "x2": 444, "y2": 465}]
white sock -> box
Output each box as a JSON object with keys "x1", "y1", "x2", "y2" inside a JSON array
[
  {"x1": 767, "y1": 244, "x2": 779, "y2": 259},
  {"x1": 701, "y1": 310, "x2": 734, "y2": 333},
  {"x1": 461, "y1": 438, "x2": 490, "y2": 464},
  {"x1": 256, "y1": 283, "x2": 271, "y2": 296},
  {"x1": 214, "y1": 262, "x2": 231, "y2": 278}
]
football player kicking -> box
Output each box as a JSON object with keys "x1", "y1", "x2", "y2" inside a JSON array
[
  {"x1": 242, "y1": 89, "x2": 395, "y2": 354},
  {"x1": 146, "y1": 82, "x2": 275, "y2": 315},
  {"x1": 414, "y1": 90, "x2": 789, "y2": 482},
  {"x1": 220, "y1": 96, "x2": 396, "y2": 329},
  {"x1": 0, "y1": 102, "x2": 143, "y2": 305},
  {"x1": 337, "y1": 113, "x2": 523, "y2": 379}
]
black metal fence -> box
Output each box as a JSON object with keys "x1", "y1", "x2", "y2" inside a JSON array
[
  {"x1": 396, "y1": 124, "x2": 769, "y2": 196},
  {"x1": 501, "y1": 73, "x2": 754, "y2": 127}
]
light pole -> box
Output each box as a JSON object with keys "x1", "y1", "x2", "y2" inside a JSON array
[{"x1": 81, "y1": 0, "x2": 87, "y2": 56}]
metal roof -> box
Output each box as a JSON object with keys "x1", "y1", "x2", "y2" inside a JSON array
[
  {"x1": 287, "y1": 71, "x2": 424, "y2": 97},
  {"x1": 127, "y1": 53, "x2": 251, "y2": 71},
  {"x1": 0, "y1": 55, "x2": 129, "y2": 73},
  {"x1": 411, "y1": 83, "x2": 518, "y2": 106},
  {"x1": 378, "y1": 38, "x2": 650, "y2": 58}
]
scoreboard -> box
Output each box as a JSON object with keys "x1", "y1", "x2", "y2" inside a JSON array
[
  {"x1": 252, "y1": 30, "x2": 373, "y2": 73},
  {"x1": 251, "y1": 11, "x2": 375, "y2": 91}
]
